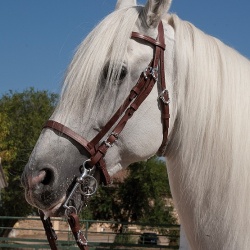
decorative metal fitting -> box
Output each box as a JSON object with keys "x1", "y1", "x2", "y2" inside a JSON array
[
  {"x1": 77, "y1": 230, "x2": 88, "y2": 246},
  {"x1": 143, "y1": 66, "x2": 158, "y2": 81}
]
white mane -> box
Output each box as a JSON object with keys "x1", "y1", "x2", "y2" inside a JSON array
[
  {"x1": 167, "y1": 14, "x2": 250, "y2": 249},
  {"x1": 56, "y1": 7, "x2": 141, "y2": 121}
]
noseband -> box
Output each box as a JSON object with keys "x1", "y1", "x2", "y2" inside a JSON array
[{"x1": 39, "y1": 21, "x2": 170, "y2": 250}]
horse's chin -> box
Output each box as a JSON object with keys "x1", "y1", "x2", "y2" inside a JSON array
[
  {"x1": 41, "y1": 194, "x2": 85, "y2": 219},
  {"x1": 41, "y1": 196, "x2": 66, "y2": 219}
]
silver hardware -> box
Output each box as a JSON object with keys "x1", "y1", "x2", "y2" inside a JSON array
[
  {"x1": 63, "y1": 160, "x2": 98, "y2": 214},
  {"x1": 111, "y1": 132, "x2": 119, "y2": 139},
  {"x1": 143, "y1": 67, "x2": 158, "y2": 80},
  {"x1": 64, "y1": 206, "x2": 77, "y2": 217},
  {"x1": 158, "y1": 89, "x2": 170, "y2": 104},
  {"x1": 104, "y1": 140, "x2": 113, "y2": 148},
  {"x1": 104, "y1": 132, "x2": 119, "y2": 148},
  {"x1": 151, "y1": 67, "x2": 158, "y2": 80},
  {"x1": 78, "y1": 174, "x2": 98, "y2": 197},
  {"x1": 77, "y1": 230, "x2": 88, "y2": 245}
]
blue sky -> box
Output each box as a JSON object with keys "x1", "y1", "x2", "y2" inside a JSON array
[{"x1": 1, "y1": 0, "x2": 249, "y2": 96}]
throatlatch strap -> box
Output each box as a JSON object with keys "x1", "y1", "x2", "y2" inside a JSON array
[{"x1": 156, "y1": 21, "x2": 170, "y2": 155}]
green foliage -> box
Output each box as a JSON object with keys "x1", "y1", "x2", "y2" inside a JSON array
[
  {"x1": 85, "y1": 185, "x2": 121, "y2": 222},
  {"x1": 0, "y1": 88, "x2": 58, "y2": 236},
  {"x1": 83, "y1": 157, "x2": 176, "y2": 228},
  {"x1": 113, "y1": 232, "x2": 136, "y2": 244},
  {"x1": 118, "y1": 158, "x2": 174, "y2": 224}
]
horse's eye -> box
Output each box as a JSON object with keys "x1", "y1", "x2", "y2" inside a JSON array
[
  {"x1": 103, "y1": 64, "x2": 109, "y2": 80},
  {"x1": 119, "y1": 66, "x2": 127, "y2": 80},
  {"x1": 102, "y1": 64, "x2": 127, "y2": 81}
]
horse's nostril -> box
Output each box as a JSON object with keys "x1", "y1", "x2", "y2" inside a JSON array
[
  {"x1": 29, "y1": 170, "x2": 46, "y2": 187},
  {"x1": 41, "y1": 168, "x2": 54, "y2": 185},
  {"x1": 27, "y1": 167, "x2": 56, "y2": 189}
]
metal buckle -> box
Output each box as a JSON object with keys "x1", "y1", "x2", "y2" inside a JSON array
[
  {"x1": 104, "y1": 140, "x2": 113, "y2": 148},
  {"x1": 104, "y1": 132, "x2": 119, "y2": 148},
  {"x1": 158, "y1": 89, "x2": 170, "y2": 104}
]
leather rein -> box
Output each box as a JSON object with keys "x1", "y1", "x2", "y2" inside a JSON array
[{"x1": 39, "y1": 21, "x2": 170, "y2": 250}]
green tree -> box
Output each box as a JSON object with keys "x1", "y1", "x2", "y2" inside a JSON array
[
  {"x1": 120, "y1": 158, "x2": 175, "y2": 225},
  {"x1": 0, "y1": 88, "x2": 58, "y2": 237},
  {"x1": 84, "y1": 157, "x2": 176, "y2": 229}
]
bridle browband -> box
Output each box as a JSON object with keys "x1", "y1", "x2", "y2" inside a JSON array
[{"x1": 39, "y1": 21, "x2": 170, "y2": 250}]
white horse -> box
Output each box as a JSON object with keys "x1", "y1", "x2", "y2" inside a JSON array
[{"x1": 21, "y1": 0, "x2": 250, "y2": 249}]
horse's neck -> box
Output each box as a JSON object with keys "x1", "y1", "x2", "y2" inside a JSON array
[{"x1": 165, "y1": 16, "x2": 250, "y2": 249}]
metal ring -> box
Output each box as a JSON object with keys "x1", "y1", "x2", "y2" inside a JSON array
[{"x1": 80, "y1": 175, "x2": 98, "y2": 196}]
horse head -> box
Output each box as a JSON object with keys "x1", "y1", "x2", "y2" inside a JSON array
[
  {"x1": 21, "y1": 0, "x2": 175, "y2": 218},
  {"x1": 21, "y1": 0, "x2": 250, "y2": 248}
]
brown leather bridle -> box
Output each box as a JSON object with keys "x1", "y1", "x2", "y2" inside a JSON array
[{"x1": 39, "y1": 21, "x2": 170, "y2": 250}]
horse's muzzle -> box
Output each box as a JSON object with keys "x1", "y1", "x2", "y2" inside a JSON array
[{"x1": 21, "y1": 164, "x2": 66, "y2": 215}]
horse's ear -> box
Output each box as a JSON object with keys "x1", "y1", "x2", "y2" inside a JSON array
[
  {"x1": 115, "y1": 0, "x2": 137, "y2": 10},
  {"x1": 143, "y1": 0, "x2": 172, "y2": 27}
]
